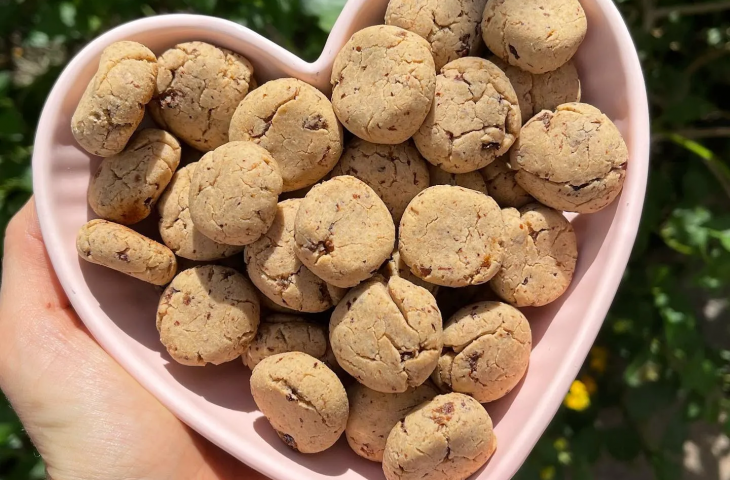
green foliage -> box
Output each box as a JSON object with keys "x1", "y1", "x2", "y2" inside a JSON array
[{"x1": 0, "y1": 0, "x2": 729, "y2": 479}]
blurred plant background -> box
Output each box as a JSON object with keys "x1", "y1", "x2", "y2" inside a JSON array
[{"x1": 0, "y1": 0, "x2": 728, "y2": 478}]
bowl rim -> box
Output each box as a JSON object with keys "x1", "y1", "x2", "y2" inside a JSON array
[{"x1": 31, "y1": 1, "x2": 651, "y2": 479}]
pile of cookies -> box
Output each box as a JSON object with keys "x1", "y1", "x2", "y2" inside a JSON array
[{"x1": 72, "y1": 0, "x2": 628, "y2": 478}]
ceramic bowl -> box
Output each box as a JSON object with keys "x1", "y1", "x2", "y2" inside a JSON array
[{"x1": 32, "y1": 1, "x2": 650, "y2": 479}]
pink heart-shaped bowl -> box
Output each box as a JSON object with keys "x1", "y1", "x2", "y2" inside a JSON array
[{"x1": 32, "y1": 1, "x2": 650, "y2": 479}]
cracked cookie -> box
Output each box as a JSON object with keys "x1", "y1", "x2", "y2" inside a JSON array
[
  {"x1": 428, "y1": 164, "x2": 488, "y2": 194},
  {"x1": 243, "y1": 314, "x2": 328, "y2": 369},
  {"x1": 189, "y1": 141, "x2": 283, "y2": 246},
  {"x1": 331, "y1": 25, "x2": 436, "y2": 144},
  {"x1": 481, "y1": 157, "x2": 534, "y2": 208},
  {"x1": 329, "y1": 275, "x2": 443, "y2": 393},
  {"x1": 490, "y1": 204, "x2": 578, "y2": 306},
  {"x1": 294, "y1": 176, "x2": 395, "y2": 288},
  {"x1": 88, "y1": 129, "x2": 181, "y2": 225},
  {"x1": 245, "y1": 199, "x2": 346, "y2": 313},
  {"x1": 346, "y1": 381, "x2": 439, "y2": 462},
  {"x1": 250, "y1": 352, "x2": 349, "y2": 453},
  {"x1": 382, "y1": 392, "x2": 497, "y2": 480},
  {"x1": 510, "y1": 103, "x2": 629, "y2": 213},
  {"x1": 150, "y1": 41, "x2": 255, "y2": 151},
  {"x1": 330, "y1": 138, "x2": 429, "y2": 223},
  {"x1": 157, "y1": 163, "x2": 243, "y2": 261},
  {"x1": 413, "y1": 57, "x2": 521, "y2": 173},
  {"x1": 491, "y1": 57, "x2": 582, "y2": 123},
  {"x1": 385, "y1": 0, "x2": 488, "y2": 71},
  {"x1": 76, "y1": 219, "x2": 177, "y2": 285},
  {"x1": 229, "y1": 78, "x2": 344, "y2": 192},
  {"x1": 398, "y1": 185, "x2": 505, "y2": 287},
  {"x1": 431, "y1": 301, "x2": 531, "y2": 403},
  {"x1": 71, "y1": 41, "x2": 157, "y2": 157},
  {"x1": 156, "y1": 265, "x2": 260, "y2": 366},
  {"x1": 482, "y1": 0, "x2": 587, "y2": 74},
  {"x1": 383, "y1": 248, "x2": 440, "y2": 296}
]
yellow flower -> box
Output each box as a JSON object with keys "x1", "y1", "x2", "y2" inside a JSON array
[
  {"x1": 540, "y1": 466, "x2": 556, "y2": 480},
  {"x1": 580, "y1": 374, "x2": 598, "y2": 395},
  {"x1": 553, "y1": 437, "x2": 568, "y2": 452},
  {"x1": 564, "y1": 380, "x2": 591, "y2": 411},
  {"x1": 589, "y1": 346, "x2": 608, "y2": 374}
]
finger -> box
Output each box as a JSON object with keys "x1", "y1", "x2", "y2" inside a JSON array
[
  {"x1": 0, "y1": 197, "x2": 95, "y2": 400},
  {"x1": 0, "y1": 197, "x2": 73, "y2": 316}
]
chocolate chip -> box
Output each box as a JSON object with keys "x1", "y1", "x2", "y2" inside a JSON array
[
  {"x1": 538, "y1": 112, "x2": 552, "y2": 128},
  {"x1": 303, "y1": 114, "x2": 328, "y2": 131},
  {"x1": 467, "y1": 352, "x2": 481, "y2": 374},
  {"x1": 160, "y1": 89, "x2": 183, "y2": 109},
  {"x1": 279, "y1": 432, "x2": 298, "y2": 451},
  {"x1": 571, "y1": 182, "x2": 591, "y2": 191},
  {"x1": 509, "y1": 45, "x2": 520, "y2": 59},
  {"x1": 323, "y1": 239, "x2": 335, "y2": 253},
  {"x1": 457, "y1": 33, "x2": 471, "y2": 57}
]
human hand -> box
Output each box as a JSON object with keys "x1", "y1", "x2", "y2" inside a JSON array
[{"x1": 0, "y1": 198, "x2": 268, "y2": 480}]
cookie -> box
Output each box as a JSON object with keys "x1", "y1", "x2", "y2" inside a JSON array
[
  {"x1": 76, "y1": 219, "x2": 176, "y2": 286},
  {"x1": 88, "y1": 129, "x2": 181, "y2": 225},
  {"x1": 480, "y1": 157, "x2": 534, "y2": 208},
  {"x1": 510, "y1": 103, "x2": 629, "y2": 213},
  {"x1": 250, "y1": 352, "x2": 349, "y2": 453},
  {"x1": 491, "y1": 58, "x2": 582, "y2": 123},
  {"x1": 243, "y1": 314, "x2": 328, "y2": 369},
  {"x1": 330, "y1": 139, "x2": 429, "y2": 223},
  {"x1": 490, "y1": 204, "x2": 578, "y2": 306},
  {"x1": 385, "y1": 0, "x2": 488, "y2": 70},
  {"x1": 346, "y1": 382, "x2": 439, "y2": 462},
  {"x1": 383, "y1": 248, "x2": 440, "y2": 296},
  {"x1": 331, "y1": 25, "x2": 436, "y2": 144},
  {"x1": 330, "y1": 275, "x2": 442, "y2": 393},
  {"x1": 294, "y1": 176, "x2": 395, "y2": 288},
  {"x1": 245, "y1": 199, "x2": 346, "y2": 313},
  {"x1": 431, "y1": 301, "x2": 531, "y2": 402},
  {"x1": 71, "y1": 41, "x2": 157, "y2": 157},
  {"x1": 156, "y1": 265, "x2": 260, "y2": 366},
  {"x1": 382, "y1": 393, "x2": 497, "y2": 480},
  {"x1": 413, "y1": 57, "x2": 521, "y2": 173},
  {"x1": 428, "y1": 164, "x2": 488, "y2": 194},
  {"x1": 398, "y1": 185, "x2": 505, "y2": 287},
  {"x1": 150, "y1": 42, "x2": 255, "y2": 151},
  {"x1": 157, "y1": 163, "x2": 243, "y2": 261},
  {"x1": 189, "y1": 141, "x2": 283, "y2": 245},
  {"x1": 482, "y1": 0, "x2": 587, "y2": 74},
  {"x1": 229, "y1": 78, "x2": 344, "y2": 192}
]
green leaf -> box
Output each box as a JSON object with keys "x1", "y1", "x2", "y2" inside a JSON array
[
  {"x1": 624, "y1": 383, "x2": 675, "y2": 421},
  {"x1": 652, "y1": 454, "x2": 682, "y2": 480},
  {"x1": 679, "y1": 352, "x2": 718, "y2": 395},
  {"x1": 301, "y1": 0, "x2": 346, "y2": 31},
  {"x1": 660, "y1": 410, "x2": 688, "y2": 454},
  {"x1": 572, "y1": 428, "x2": 601, "y2": 463},
  {"x1": 603, "y1": 427, "x2": 642, "y2": 462},
  {"x1": 0, "y1": 107, "x2": 26, "y2": 137},
  {"x1": 668, "y1": 134, "x2": 730, "y2": 199},
  {"x1": 59, "y1": 2, "x2": 76, "y2": 27}
]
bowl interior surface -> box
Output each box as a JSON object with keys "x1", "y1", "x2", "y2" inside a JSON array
[{"x1": 31, "y1": 1, "x2": 649, "y2": 479}]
